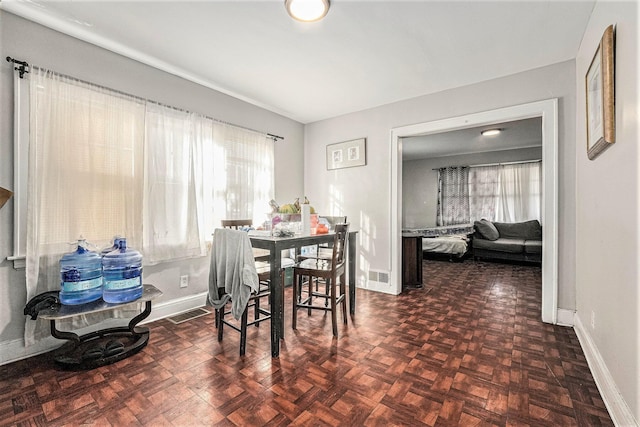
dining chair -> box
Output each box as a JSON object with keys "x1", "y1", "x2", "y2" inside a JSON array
[
  {"x1": 298, "y1": 216, "x2": 347, "y2": 299},
  {"x1": 222, "y1": 218, "x2": 271, "y2": 261},
  {"x1": 221, "y1": 219, "x2": 253, "y2": 230},
  {"x1": 314, "y1": 216, "x2": 347, "y2": 259},
  {"x1": 208, "y1": 228, "x2": 271, "y2": 356},
  {"x1": 292, "y1": 223, "x2": 349, "y2": 337}
]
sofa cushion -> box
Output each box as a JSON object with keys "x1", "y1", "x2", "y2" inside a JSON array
[
  {"x1": 474, "y1": 219, "x2": 499, "y2": 241},
  {"x1": 524, "y1": 240, "x2": 542, "y2": 254},
  {"x1": 493, "y1": 220, "x2": 542, "y2": 240},
  {"x1": 473, "y1": 238, "x2": 525, "y2": 253}
]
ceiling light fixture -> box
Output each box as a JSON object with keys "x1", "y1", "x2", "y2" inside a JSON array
[
  {"x1": 285, "y1": 0, "x2": 330, "y2": 22},
  {"x1": 481, "y1": 129, "x2": 502, "y2": 136}
]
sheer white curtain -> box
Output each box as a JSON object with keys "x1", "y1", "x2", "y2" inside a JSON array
[
  {"x1": 143, "y1": 104, "x2": 208, "y2": 264},
  {"x1": 211, "y1": 124, "x2": 274, "y2": 230},
  {"x1": 25, "y1": 68, "x2": 145, "y2": 345},
  {"x1": 22, "y1": 68, "x2": 275, "y2": 345},
  {"x1": 467, "y1": 162, "x2": 542, "y2": 223},
  {"x1": 495, "y1": 162, "x2": 541, "y2": 222}
]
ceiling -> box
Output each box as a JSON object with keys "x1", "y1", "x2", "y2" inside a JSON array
[
  {"x1": 1, "y1": 1, "x2": 595, "y2": 124},
  {"x1": 402, "y1": 117, "x2": 542, "y2": 161}
]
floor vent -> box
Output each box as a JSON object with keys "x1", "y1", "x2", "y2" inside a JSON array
[{"x1": 167, "y1": 307, "x2": 211, "y2": 325}]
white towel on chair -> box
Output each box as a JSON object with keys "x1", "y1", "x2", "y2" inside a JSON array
[{"x1": 208, "y1": 228, "x2": 259, "y2": 320}]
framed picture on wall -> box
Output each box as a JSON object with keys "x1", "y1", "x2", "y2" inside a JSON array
[
  {"x1": 326, "y1": 138, "x2": 367, "y2": 170},
  {"x1": 585, "y1": 24, "x2": 615, "y2": 160}
]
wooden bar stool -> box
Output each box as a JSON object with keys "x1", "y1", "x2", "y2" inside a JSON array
[{"x1": 292, "y1": 223, "x2": 349, "y2": 337}]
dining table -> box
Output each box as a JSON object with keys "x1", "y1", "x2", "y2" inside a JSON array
[{"x1": 249, "y1": 230, "x2": 358, "y2": 357}]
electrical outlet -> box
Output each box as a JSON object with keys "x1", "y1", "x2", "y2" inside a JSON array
[
  {"x1": 590, "y1": 310, "x2": 595, "y2": 329},
  {"x1": 180, "y1": 275, "x2": 189, "y2": 288}
]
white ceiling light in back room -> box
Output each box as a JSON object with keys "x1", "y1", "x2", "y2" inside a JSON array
[
  {"x1": 285, "y1": 0, "x2": 330, "y2": 22},
  {"x1": 481, "y1": 129, "x2": 502, "y2": 136}
]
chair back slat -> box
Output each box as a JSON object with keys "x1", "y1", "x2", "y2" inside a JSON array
[{"x1": 331, "y1": 223, "x2": 349, "y2": 267}]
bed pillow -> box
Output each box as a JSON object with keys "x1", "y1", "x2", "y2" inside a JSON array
[{"x1": 474, "y1": 219, "x2": 500, "y2": 241}]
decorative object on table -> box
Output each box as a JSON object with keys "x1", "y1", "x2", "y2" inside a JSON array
[
  {"x1": 301, "y1": 204, "x2": 311, "y2": 235},
  {"x1": 586, "y1": 24, "x2": 615, "y2": 160},
  {"x1": 0, "y1": 186, "x2": 13, "y2": 209},
  {"x1": 269, "y1": 197, "x2": 317, "y2": 236},
  {"x1": 275, "y1": 197, "x2": 315, "y2": 215},
  {"x1": 59, "y1": 239, "x2": 103, "y2": 305},
  {"x1": 326, "y1": 138, "x2": 366, "y2": 170}
]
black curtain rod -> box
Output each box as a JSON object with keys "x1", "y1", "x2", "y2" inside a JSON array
[
  {"x1": 6, "y1": 56, "x2": 284, "y2": 141},
  {"x1": 6, "y1": 56, "x2": 29, "y2": 78},
  {"x1": 431, "y1": 159, "x2": 541, "y2": 171}
]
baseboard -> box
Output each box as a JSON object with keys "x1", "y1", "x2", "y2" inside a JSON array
[
  {"x1": 140, "y1": 291, "x2": 209, "y2": 325},
  {"x1": 366, "y1": 279, "x2": 398, "y2": 295},
  {"x1": 574, "y1": 314, "x2": 638, "y2": 426},
  {"x1": 556, "y1": 308, "x2": 575, "y2": 326},
  {"x1": 0, "y1": 291, "x2": 209, "y2": 367},
  {"x1": 0, "y1": 335, "x2": 62, "y2": 366}
]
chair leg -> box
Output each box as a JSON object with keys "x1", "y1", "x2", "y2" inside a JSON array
[
  {"x1": 330, "y1": 278, "x2": 338, "y2": 337},
  {"x1": 340, "y1": 273, "x2": 347, "y2": 324},
  {"x1": 307, "y1": 275, "x2": 313, "y2": 316},
  {"x1": 240, "y1": 306, "x2": 249, "y2": 356},
  {"x1": 324, "y1": 277, "x2": 330, "y2": 307},
  {"x1": 217, "y1": 308, "x2": 224, "y2": 342},
  {"x1": 254, "y1": 296, "x2": 260, "y2": 328},
  {"x1": 292, "y1": 271, "x2": 298, "y2": 330}
]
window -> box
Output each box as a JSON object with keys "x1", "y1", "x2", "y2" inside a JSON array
[
  {"x1": 438, "y1": 162, "x2": 541, "y2": 225},
  {"x1": 12, "y1": 68, "x2": 274, "y2": 267}
]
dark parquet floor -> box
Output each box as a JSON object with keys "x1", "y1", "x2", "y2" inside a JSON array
[{"x1": 1, "y1": 260, "x2": 613, "y2": 426}]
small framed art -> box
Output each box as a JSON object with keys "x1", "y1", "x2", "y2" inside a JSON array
[
  {"x1": 326, "y1": 138, "x2": 367, "y2": 170},
  {"x1": 585, "y1": 25, "x2": 615, "y2": 160}
]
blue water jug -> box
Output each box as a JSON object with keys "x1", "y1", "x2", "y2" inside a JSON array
[
  {"x1": 101, "y1": 236, "x2": 124, "y2": 256},
  {"x1": 60, "y1": 240, "x2": 103, "y2": 305},
  {"x1": 102, "y1": 238, "x2": 143, "y2": 303}
]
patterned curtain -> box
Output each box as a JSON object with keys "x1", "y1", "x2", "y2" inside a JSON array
[
  {"x1": 469, "y1": 166, "x2": 500, "y2": 222},
  {"x1": 436, "y1": 166, "x2": 470, "y2": 226}
]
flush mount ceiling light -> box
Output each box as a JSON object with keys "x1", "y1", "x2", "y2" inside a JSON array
[
  {"x1": 481, "y1": 129, "x2": 502, "y2": 136},
  {"x1": 285, "y1": 0, "x2": 330, "y2": 22}
]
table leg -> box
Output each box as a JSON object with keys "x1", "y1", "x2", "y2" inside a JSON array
[
  {"x1": 348, "y1": 232, "x2": 356, "y2": 315},
  {"x1": 271, "y1": 246, "x2": 283, "y2": 357}
]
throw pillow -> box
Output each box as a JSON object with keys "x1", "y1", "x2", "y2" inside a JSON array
[{"x1": 474, "y1": 219, "x2": 500, "y2": 241}]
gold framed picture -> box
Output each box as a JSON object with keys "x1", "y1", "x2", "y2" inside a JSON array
[{"x1": 585, "y1": 25, "x2": 615, "y2": 160}]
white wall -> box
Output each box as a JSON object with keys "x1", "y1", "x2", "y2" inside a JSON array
[
  {"x1": 575, "y1": 1, "x2": 639, "y2": 423},
  {"x1": 403, "y1": 147, "x2": 542, "y2": 228},
  {"x1": 304, "y1": 60, "x2": 576, "y2": 308},
  {"x1": 0, "y1": 11, "x2": 304, "y2": 362}
]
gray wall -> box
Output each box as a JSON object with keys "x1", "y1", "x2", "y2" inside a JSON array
[
  {"x1": 402, "y1": 147, "x2": 542, "y2": 228},
  {"x1": 0, "y1": 11, "x2": 304, "y2": 358},
  {"x1": 575, "y1": 1, "x2": 639, "y2": 421},
  {"x1": 304, "y1": 59, "x2": 576, "y2": 307}
]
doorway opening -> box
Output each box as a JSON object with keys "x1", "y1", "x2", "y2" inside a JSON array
[{"x1": 390, "y1": 99, "x2": 558, "y2": 324}]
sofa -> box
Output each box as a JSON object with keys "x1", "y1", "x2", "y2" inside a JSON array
[{"x1": 472, "y1": 219, "x2": 542, "y2": 263}]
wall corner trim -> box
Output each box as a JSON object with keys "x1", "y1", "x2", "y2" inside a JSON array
[
  {"x1": 574, "y1": 314, "x2": 639, "y2": 426},
  {"x1": 556, "y1": 308, "x2": 575, "y2": 326}
]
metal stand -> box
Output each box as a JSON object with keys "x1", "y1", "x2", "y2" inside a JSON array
[{"x1": 36, "y1": 284, "x2": 161, "y2": 370}]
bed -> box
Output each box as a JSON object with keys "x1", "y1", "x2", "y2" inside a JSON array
[{"x1": 403, "y1": 224, "x2": 474, "y2": 261}]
